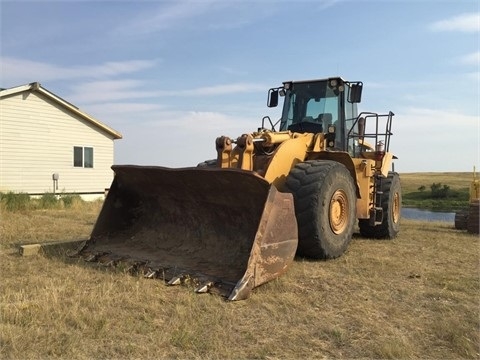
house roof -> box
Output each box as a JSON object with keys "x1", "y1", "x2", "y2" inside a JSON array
[{"x1": 0, "y1": 82, "x2": 123, "y2": 139}]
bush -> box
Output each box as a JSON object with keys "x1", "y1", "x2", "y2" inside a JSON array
[
  {"x1": 0, "y1": 192, "x2": 31, "y2": 211},
  {"x1": 430, "y1": 183, "x2": 450, "y2": 198},
  {"x1": 61, "y1": 194, "x2": 83, "y2": 208},
  {"x1": 39, "y1": 193, "x2": 59, "y2": 209}
]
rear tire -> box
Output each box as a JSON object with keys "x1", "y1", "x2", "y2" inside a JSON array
[
  {"x1": 454, "y1": 209, "x2": 468, "y2": 230},
  {"x1": 467, "y1": 200, "x2": 479, "y2": 234},
  {"x1": 285, "y1": 160, "x2": 356, "y2": 259},
  {"x1": 359, "y1": 172, "x2": 401, "y2": 239}
]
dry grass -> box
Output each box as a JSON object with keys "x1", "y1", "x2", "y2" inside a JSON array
[{"x1": 1, "y1": 180, "x2": 479, "y2": 359}]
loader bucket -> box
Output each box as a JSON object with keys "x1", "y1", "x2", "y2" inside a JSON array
[{"x1": 78, "y1": 165, "x2": 298, "y2": 300}]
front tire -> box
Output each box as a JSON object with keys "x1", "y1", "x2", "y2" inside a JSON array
[
  {"x1": 359, "y1": 172, "x2": 401, "y2": 239},
  {"x1": 285, "y1": 160, "x2": 356, "y2": 259}
]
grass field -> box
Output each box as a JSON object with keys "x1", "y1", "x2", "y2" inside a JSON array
[
  {"x1": 400, "y1": 172, "x2": 474, "y2": 194},
  {"x1": 401, "y1": 172, "x2": 473, "y2": 210},
  {"x1": 1, "y1": 173, "x2": 479, "y2": 359}
]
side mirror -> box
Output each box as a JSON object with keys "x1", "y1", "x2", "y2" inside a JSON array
[
  {"x1": 348, "y1": 83, "x2": 363, "y2": 103},
  {"x1": 267, "y1": 88, "x2": 279, "y2": 107}
]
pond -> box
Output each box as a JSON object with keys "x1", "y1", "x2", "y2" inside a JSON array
[{"x1": 401, "y1": 207, "x2": 455, "y2": 223}]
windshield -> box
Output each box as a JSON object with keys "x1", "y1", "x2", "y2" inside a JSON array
[{"x1": 279, "y1": 80, "x2": 340, "y2": 131}]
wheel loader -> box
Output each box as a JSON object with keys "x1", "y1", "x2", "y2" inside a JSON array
[{"x1": 77, "y1": 76, "x2": 401, "y2": 300}]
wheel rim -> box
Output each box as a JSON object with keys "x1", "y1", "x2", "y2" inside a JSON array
[
  {"x1": 392, "y1": 192, "x2": 400, "y2": 223},
  {"x1": 329, "y1": 190, "x2": 349, "y2": 234}
]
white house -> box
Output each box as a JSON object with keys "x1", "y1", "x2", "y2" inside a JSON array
[{"x1": 0, "y1": 82, "x2": 122, "y2": 198}]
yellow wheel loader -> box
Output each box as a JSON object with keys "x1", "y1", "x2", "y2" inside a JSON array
[{"x1": 78, "y1": 76, "x2": 401, "y2": 300}]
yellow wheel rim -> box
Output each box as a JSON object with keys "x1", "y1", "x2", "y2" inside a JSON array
[
  {"x1": 392, "y1": 192, "x2": 400, "y2": 223},
  {"x1": 329, "y1": 190, "x2": 349, "y2": 234}
]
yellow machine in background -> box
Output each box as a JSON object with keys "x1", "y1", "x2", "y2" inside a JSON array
[
  {"x1": 469, "y1": 168, "x2": 480, "y2": 202},
  {"x1": 455, "y1": 168, "x2": 480, "y2": 234},
  {"x1": 78, "y1": 77, "x2": 401, "y2": 300}
]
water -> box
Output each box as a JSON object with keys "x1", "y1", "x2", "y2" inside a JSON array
[{"x1": 402, "y1": 207, "x2": 455, "y2": 223}]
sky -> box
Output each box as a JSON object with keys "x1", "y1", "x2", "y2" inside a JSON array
[{"x1": 1, "y1": 0, "x2": 479, "y2": 172}]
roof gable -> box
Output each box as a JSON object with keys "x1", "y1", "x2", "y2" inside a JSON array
[{"x1": 0, "y1": 82, "x2": 122, "y2": 140}]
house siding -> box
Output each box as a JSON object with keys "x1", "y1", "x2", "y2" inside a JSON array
[{"x1": 0, "y1": 90, "x2": 117, "y2": 195}]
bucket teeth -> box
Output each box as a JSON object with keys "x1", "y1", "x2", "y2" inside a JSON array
[
  {"x1": 98, "y1": 255, "x2": 116, "y2": 267},
  {"x1": 82, "y1": 252, "x2": 97, "y2": 262},
  {"x1": 100, "y1": 259, "x2": 115, "y2": 267},
  {"x1": 168, "y1": 275, "x2": 183, "y2": 286},
  {"x1": 83, "y1": 251, "x2": 111, "y2": 263},
  {"x1": 117, "y1": 260, "x2": 146, "y2": 275},
  {"x1": 67, "y1": 240, "x2": 87, "y2": 257},
  {"x1": 144, "y1": 269, "x2": 157, "y2": 279},
  {"x1": 195, "y1": 281, "x2": 214, "y2": 293}
]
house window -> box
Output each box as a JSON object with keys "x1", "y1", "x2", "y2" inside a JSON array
[{"x1": 73, "y1": 146, "x2": 94, "y2": 168}]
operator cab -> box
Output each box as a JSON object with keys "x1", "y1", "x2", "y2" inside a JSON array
[{"x1": 268, "y1": 77, "x2": 362, "y2": 152}]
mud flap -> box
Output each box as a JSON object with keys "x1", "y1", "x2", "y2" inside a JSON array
[{"x1": 78, "y1": 165, "x2": 298, "y2": 300}]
